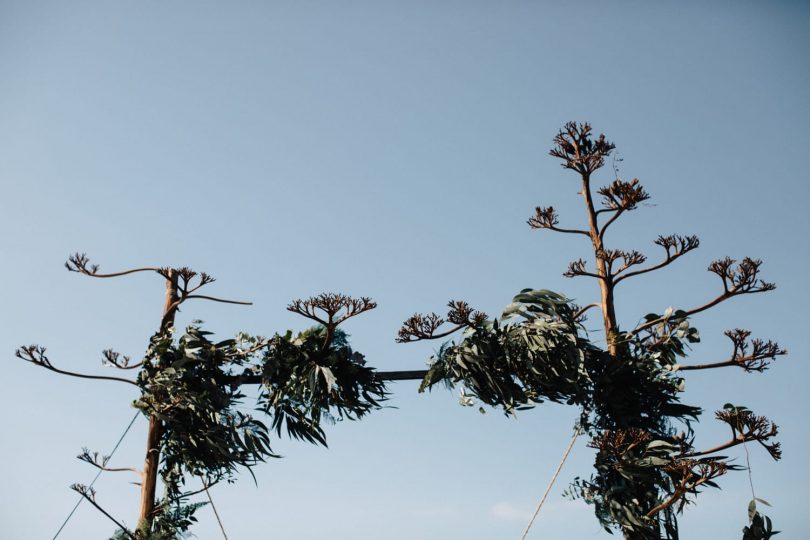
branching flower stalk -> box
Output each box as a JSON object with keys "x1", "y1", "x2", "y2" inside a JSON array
[
  {"x1": 539, "y1": 123, "x2": 783, "y2": 538},
  {"x1": 399, "y1": 122, "x2": 785, "y2": 539}
]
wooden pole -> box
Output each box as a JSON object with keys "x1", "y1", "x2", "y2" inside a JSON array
[
  {"x1": 233, "y1": 369, "x2": 428, "y2": 386},
  {"x1": 137, "y1": 269, "x2": 178, "y2": 536}
]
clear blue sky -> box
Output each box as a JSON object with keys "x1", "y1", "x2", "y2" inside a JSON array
[{"x1": 1, "y1": 1, "x2": 808, "y2": 539}]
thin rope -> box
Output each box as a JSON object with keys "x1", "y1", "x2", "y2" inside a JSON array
[
  {"x1": 519, "y1": 426, "x2": 581, "y2": 540},
  {"x1": 743, "y1": 440, "x2": 757, "y2": 500},
  {"x1": 202, "y1": 479, "x2": 230, "y2": 540},
  {"x1": 52, "y1": 411, "x2": 140, "y2": 539}
]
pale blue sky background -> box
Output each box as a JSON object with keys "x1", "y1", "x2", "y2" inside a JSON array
[{"x1": 1, "y1": 1, "x2": 808, "y2": 539}]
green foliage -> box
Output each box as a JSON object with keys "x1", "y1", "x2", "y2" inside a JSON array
[
  {"x1": 586, "y1": 315, "x2": 702, "y2": 433},
  {"x1": 107, "y1": 499, "x2": 205, "y2": 540},
  {"x1": 566, "y1": 431, "x2": 678, "y2": 539},
  {"x1": 743, "y1": 499, "x2": 779, "y2": 539},
  {"x1": 128, "y1": 323, "x2": 386, "y2": 539},
  {"x1": 148, "y1": 500, "x2": 208, "y2": 540},
  {"x1": 420, "y1": 289, "x2": 590, "y2": 412},
  {"x1": 418, "y1": 290, "x2": 778, "y2": 539},
  {"x1": 259, "y1": 326, "x2": 388, "y2": 446},
  {"x1": 135, "y1": 324, "x2": 274, "y2": 502},
  {"x1": 420, "y1": 290, "x2": 700, "y2": 431}
]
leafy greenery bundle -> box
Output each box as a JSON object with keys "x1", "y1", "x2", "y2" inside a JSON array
[
  {"x1": 125, "y1": 321, "x2": 388, "y2": 538},
  {"x1": 259, "y1": 325, "x2": 387, "y2": 446},
  {"x1": 131, "y1": 325, "x2": 274, "y2": 538},
  {"x1": 16, "y1": 272, "x2": 387, "y2": 539}
]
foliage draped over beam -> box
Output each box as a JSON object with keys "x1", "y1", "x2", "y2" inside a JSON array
[
  {"x1": 398, "y1": 122, "x2": 786, "y2": 539},
  {"x1": 15, "y1": 261, "x2": 390, "y2": 539},
  {"x1": 11, "y1": 122, "x2": 787, "y2": 540}
]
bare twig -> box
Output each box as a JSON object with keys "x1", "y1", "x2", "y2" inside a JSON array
[
  {"x1": 645, "y1": 459, "x2": 728, "y2": 517},
  {"x1": 596, "y1": 179, "x2": 650, "y2": 239},
  {"x1": 182, "y1": 294, "x2": 253, "y2": 306},
  {"x1": 65, "y1": 253, "x2": 160, "y2": 279},
  {"x1": 680, "y1": 406, "x2": 780, "y2": 465},
  {"x1": 632, "y1": 259, "x2": 774, "y2": 336},
  {"x1": 102, "y1": 349, "x2": 143, "y2": 370},
  {"x1": 597, "y1": 249, "x2": 647, "y2": 277},
  {"x1": 528, "y1": 206, "x2": 590, "y2": 237},
  {"x1": 78, "y1": 448, "x2": 141, "y2": 477},
  {"x1": 549, "y1": 121, "x2": 615, "y2": 175},
  {"x1": 288, "y1": 293, "x2": 377, "y2": 350},
  {"x1": 708, "y1": 407, "x2": 781, "y2": 460},
  {"x1": 708, "y1": 257, "x2": 775, "y2": 294},
  {"x1": 563, "y1": 259, "x2": 604, "y2": 280},
  {"x1": 71, "y1": 484, "x2": 136, "y2": 539},
  {"x1": 679, "y1": 329, "x2": 785, "y2": 372},
  {"x1": 174, "y1": 267, "x2": 216, "y2": 296},
  {"x1": 614, "y1": 235, "x2": 699, "y2": 284},
  {"x1": 397, "y1": 300, "x2": 487, "y2": 343},
  {"x1": 287, "y1": 293, "x2": 376, "y2": 326},
  {"x1": 15, "y1": 345, "x2": 139, "y2": 386}
]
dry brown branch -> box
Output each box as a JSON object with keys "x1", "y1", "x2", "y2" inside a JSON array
[
  {"x1": 15, "y1": 345, "x2": 139, "y2": 386},
  {"x1": 102, "y1": 349, "x2": 143, "y2": 370},
  {"x1": 563, "y1": 259, "x2": 603, "y2": 280},
  {"x1": 709, "y1": 408, "x2": 781, "y2": 460},
  {"x1": 78, "y1": 448, "x2": 141, "y2": 476},
  {"x1": 397, "y1": 313, "x2": 450, "y2": 342},
  {"x1": 287, "y1": 293, "x2": 377, "y2": 326},
  {"x1": 646, "y1": 458, "x2": 729, "y2": 517},
  {"x1": 446, "y1": 300, "x2": 488, "y2": 326},
  {"x1": 549, "y1": 121, "x2": 615, "y2": 175},
  {"x1": 679, "y1": 329, "x2": 786, "y2": 372},
  {"x1": 631, "y1": 258, "x2": 774, "y2": 335},
  {"x1": 65, "y1": 253, "x2": 160, "y2": 279},
  {"x1": 598, "y1": 249, "x2": 647, "y2": 277},
  {"x1": 397, "y1": 300, "x2": 487, "y2": 343},
  {"x1": 588, "y1": 428, "x2": 653, "y2": 457},
  {"x1": 679, "y1": 407, "x2": 780, "y2": 465},
  {"x1": 528, "y1": 206, "x2": 590, "y2": 237},
  {"x1": 614, "y1": 235, "x2": 700, "y2": 284},
  {"x1": 596, "y1": 179, "x2": 650, "y2": 238},
  {"x1": 288, "y1": 293, "x2": 377, "y2": 350},
  {"x1": 598, "y1": 178, "x2": 650, "y2": 211},
  {"x1": 174, "y1": 267, "x2": 216, "y2": 296},
  {"x1": 71, "y1": 484, "x2": 136, "y2": 539},
  {"x1": 708, "y1": 257, "x2": 775, "y2": 294},
  {"x1": 182, "y1": 294, "x2": 253, "y2": 306}
]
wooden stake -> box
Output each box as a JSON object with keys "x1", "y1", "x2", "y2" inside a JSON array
[{"x1": 137, "y1": 270, "x2": 178, "y2": 536}]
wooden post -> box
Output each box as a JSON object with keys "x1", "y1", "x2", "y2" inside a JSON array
[
  {"x1": 137, "y1": 269, "x2": 178, "y2": 536},
  {"x1": 580, "y1": 172, "x2": 619, "y2": 356}
]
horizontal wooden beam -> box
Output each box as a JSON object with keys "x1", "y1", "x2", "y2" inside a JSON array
[
  {"x1": 377, "y1": 370, "x2": 429, "y2": 381},
  {"x1": 231, "y1": 369, "x2": 428, "y2": 386}
]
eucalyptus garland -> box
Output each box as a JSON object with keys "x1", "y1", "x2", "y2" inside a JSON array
[
  {"x1": 408, "y1": 289, "x2": 781, "y2": 539},
  {"x1": 122, "y1": 316, "x2": 386, "y2": 538}
]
